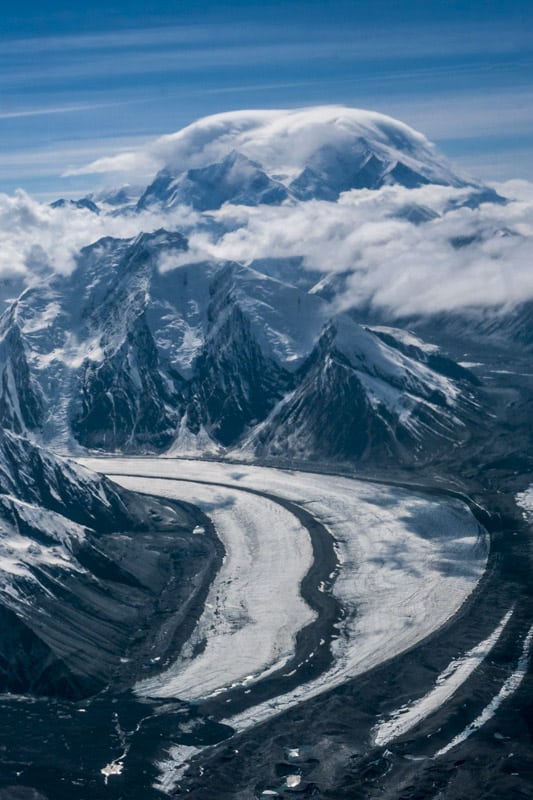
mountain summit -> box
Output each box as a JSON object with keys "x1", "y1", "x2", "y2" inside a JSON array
[
  {"x1": 0, "y1": 106, "x2": 507, "y2": 463},
  {"x1": 134, "y1": 107, "x2": 467, "y2": 210},
  {"x1": 80, "y1": 107, "x2": 474, "y2": 212}
]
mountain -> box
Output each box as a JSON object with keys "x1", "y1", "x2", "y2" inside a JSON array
[
  {"x1": 50, "y1": 197, "x2": 100, "y2": 214},
  {"x1": 0, "y1": 228, "x2": 325, "y2": 453},
  {"x1": 137, "y1": 151, "x2": 289, "y2": 211},
  {"x1": 0, "y1": 224, "x2": 480, "y2": 464},
  {"x1": 0, "y1": 104, "x2": 531, "y2": 800},
  {"x1": 0, "y1": 429, "x2": 214, "y2": 698},
  {"x1": 0, "y1": 106, "x2": 511, "y2": 466},
  {"x1": 132, "y1": 106, "x2": 490, "y2": 212},
  {"x1": 241, "y1": 315, "x2": 478, "y2": 463}
]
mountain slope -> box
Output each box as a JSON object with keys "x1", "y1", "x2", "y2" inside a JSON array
[
  {"x1": 0, "y1": 223, "x2": 482, "y2": 464},
  {"x1": 242, "y1": 316, "x2": 477, "y2": 463},
  {"x1": 0, "y1": 431, "x2": 216, "y2": 698},
  {"x1": 138, "y1": 151, "x2": 289, "y2": 211}
]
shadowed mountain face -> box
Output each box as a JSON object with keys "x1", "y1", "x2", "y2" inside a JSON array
[
  {"x1": 0, "y1": 430, "x2": 216, "y2": 698},
  {"x1": 242, "y1": 316, "x2": 479, "y2": 462}
]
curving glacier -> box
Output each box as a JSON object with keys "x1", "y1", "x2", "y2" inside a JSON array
[
  {"x1": 81, "y1": 458, "x2": 488, "y2": 730},
  {"x1": 112, "y1": 476, "x2": 316, "y2": 701}
]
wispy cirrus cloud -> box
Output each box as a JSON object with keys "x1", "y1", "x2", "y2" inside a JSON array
[
  {"x1": 0, "y1": 101, "x2": 128, "y2": 120},
  {"x1": 381, "y1": 88, "x2": 533, "y2": 141},
  {"x1": 2, "y1": 18, "x2": 531, "y2": 59},
  {"x1": 1, "y1": 5, "x2": 531, "y2": 196}
]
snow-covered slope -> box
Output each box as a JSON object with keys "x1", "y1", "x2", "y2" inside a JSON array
[
  {"x1": 0, "y1": 428, "x2": 132, "y2": 526},
  {"x1": 138, "y1": 151, "x2": 289, "y2": 211},
  {"x1": 242, "y1": 315, "x2": 477, "y2": 462}
]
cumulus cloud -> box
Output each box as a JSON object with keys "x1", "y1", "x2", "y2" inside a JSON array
[
  {"x1": 0, "y1": 189, "x2": 200, "y2": 282},
  {"x1": 1, "y1": 107, "x2": 533, "y2": 320},
  {"x1": 2, "y1": 180, "x2": 532, "y2": 319},
  {"x1": 174, "y1": 182, "x2": 533, "y2": 316}
]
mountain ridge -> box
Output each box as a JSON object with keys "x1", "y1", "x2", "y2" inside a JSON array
[{"x1": 0, "y1": 227, "x2": 481, "y2": 464}]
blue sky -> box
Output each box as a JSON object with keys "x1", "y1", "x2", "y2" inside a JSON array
[{"x1": 1, "y1": 0, "x2": 532, "y2": 198}]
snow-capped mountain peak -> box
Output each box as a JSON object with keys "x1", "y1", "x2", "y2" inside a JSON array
[{"x1": 107, "y1": 106, "x2": 472, "y2": 211}]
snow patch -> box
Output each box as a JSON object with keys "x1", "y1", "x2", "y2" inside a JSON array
[
  {"x1": 154, "y1": 744, "x2": 203, "y2": 794},
  {"x1": 516, "y1": 486, "x2": 533, "y2": 520},
  {"x1": 435, "y1": 622, "x2": 533, "y2": 757},
  {"x1": 373, "y1": 607, "x2": 514, "y2": 746},
  {"x1": 368, "y1": 326, "x2": 440, "y2": 354}
]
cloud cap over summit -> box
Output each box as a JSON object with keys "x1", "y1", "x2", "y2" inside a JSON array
[{"x1": 70, "y1": 106, "x2": 462, "y2": 189}]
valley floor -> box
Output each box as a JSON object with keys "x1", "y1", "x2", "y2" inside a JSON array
[
  {"x1": 2, "y1": 457, "x2": 530, "y2": 800},
  {"x1": 78, "y1": 457, "x2": 488, "y2": 794}
]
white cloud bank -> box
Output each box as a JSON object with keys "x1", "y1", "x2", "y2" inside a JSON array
[
  {"x1": 1, "y1": 106, "x2": 532, "y2": 319},
  {"x1": 0, "y1": 190, "x2": 200, "y2": 281},
  {"x1": 172, "y1": 181, "x2": 533, "y2": 316}
]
